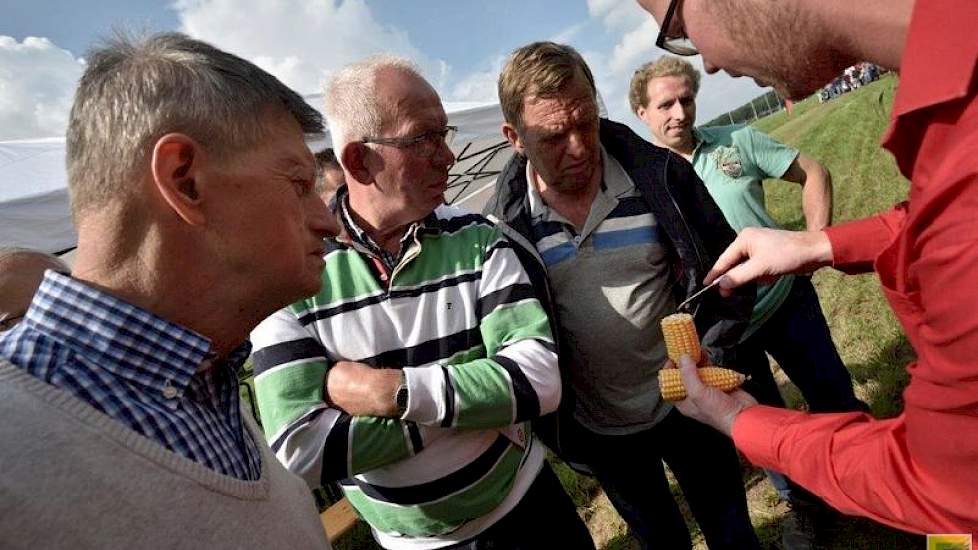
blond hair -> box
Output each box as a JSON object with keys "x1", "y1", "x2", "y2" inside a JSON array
[
  {"x1": 497, "y1": 41, "x2": 596, "y2": 129},
  {"x1": 628, "y1": 56, "x2": 701, "y2": 114}
]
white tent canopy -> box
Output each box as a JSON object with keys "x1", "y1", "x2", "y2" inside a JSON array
[{"x1": 0, "y1": 99, "x2": 512, "y2": 255}]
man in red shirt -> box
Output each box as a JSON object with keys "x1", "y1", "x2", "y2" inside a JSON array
[{"x1": 637, "y1": 0, "x2": 978, "y2": 538}]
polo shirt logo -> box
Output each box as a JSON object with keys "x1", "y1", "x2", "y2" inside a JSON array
[{"x1": 712, "y1": 145, "x2": 744, "y2": 179}]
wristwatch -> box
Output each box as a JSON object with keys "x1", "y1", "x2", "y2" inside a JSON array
[{"x1": 394, "y1": 370, "x2": 409, "y2": 418}]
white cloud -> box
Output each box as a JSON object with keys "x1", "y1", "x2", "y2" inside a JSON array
[
  {"x1": 608, "y1": 18, "x2": 658, "y2": 75},
  {"x1": 450, "y1": 55, "x2": 507, "y2": 104},
  {"x1": 174, "y1": 0, "x2": 448, "y2": 96},
  {"x1": 0, "y1": 36, "x2": 84, "y2": 140},
  {"x1": 587, "y1": 0, "x2": 649, "y2": 31},
  {"x1": 549, "y1": 22, "x2": 587, "y2": 45}
]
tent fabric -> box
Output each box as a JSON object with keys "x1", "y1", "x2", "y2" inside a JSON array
[
  {"x1": 0, "y1": 101, "x2": 511, "y2": 254},
  {"x1": 0, "y1": 138, "x2": 76, "y2": 254}
]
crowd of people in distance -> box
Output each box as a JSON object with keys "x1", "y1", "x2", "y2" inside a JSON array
[{"x1": 818, "y1": 63, "x2": 883, "y2": 102}]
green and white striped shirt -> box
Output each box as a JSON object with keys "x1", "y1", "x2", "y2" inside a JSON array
[{"x1": 251, "y1": 205, "x2": 559, "y2": 549}]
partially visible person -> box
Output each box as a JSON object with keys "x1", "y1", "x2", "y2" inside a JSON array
[
  {"x1": 630, "y1": 56, "x2": 871, "y2": 546},
  {"x1": 485, "y1": 41, "x2": 759, "y2": 550},
  {"x1": 251, "y1": 55, "x2": 593, "y2": 550},
  {"x1": 0, "y1": 32, "x2": 332, "y2": 549},
  {"x1": 638, "y1": 0, "x2": 978, "y2": 537},
  {"x1": 314, "y1": 148, "x2": 344, "y2": 236},
  {"x1": 0, "y1": 248, "x2": 69, "y2": 331}
]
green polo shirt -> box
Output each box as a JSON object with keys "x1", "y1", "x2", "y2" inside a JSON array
[{"x1": 691, "y1": 124, "x2": 798, "y2": 340}]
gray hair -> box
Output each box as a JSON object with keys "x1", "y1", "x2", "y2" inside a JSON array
[
  {"x1": 65, "y1": 31, "x2": 323, "y2": 217},
  {"x1": 323, "y1": 55, "x2": 423, "y2": 160}
]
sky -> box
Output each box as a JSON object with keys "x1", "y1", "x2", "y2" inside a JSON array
[{"x1": 0, "y1": 0, "x2": 768, "y2": 142}]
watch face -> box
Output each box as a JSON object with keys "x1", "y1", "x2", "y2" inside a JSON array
[{"x1": 396, "y1": 384, "x2": 409, "y2": 412}]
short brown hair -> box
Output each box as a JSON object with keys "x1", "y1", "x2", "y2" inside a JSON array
[
  {"x1": 498, "y1": 41, "x2": 596, "y2": 129},
  {"x1": 628, "y1": 56, "x2": 701, "y2": 114}
]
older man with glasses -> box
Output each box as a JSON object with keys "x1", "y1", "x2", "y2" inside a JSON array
[
  {"x1": 637, "y1": 0, "x2": 978, "y2": 539},
  {"x1": 250, "y1": 55, "x2": 593, "y2": 550}
]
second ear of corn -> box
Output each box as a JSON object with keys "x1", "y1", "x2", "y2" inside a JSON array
[
  {"x1": 659, "y1": 312, "x2": 745, "y2": 400},
  {"x1": 658, "y1": 367, "x2": 746, "y2": 401},
  {"x1": 661, "y1": 312, "x2": 701, "y2": 364}
]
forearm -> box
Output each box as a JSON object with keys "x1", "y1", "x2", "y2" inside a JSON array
[
  {"x1": 402, "y1": 337, "x2": 560, "y2": 429},
  {"x1": 732, "y1": 406, "x2": 968, "y2": 535},
  {"x1": 785, "y1": 154, "x2": 832, "y2": 231},
  {"x1": 325, "y1": 362, "x2": 401, "y2": 418},
  {"x1": 801, "y1": 169, "x2": 832, "y2": 231}
]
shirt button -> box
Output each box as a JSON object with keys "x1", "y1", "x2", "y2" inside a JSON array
[{"x1": 162, "y1": 383, "x2": 178, "y2": 399}]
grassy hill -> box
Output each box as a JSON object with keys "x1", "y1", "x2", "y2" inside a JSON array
[{"x1": 326, "y1": 75, "x2": 924, "y2": 550}]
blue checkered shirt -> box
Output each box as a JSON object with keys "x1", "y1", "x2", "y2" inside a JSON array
[{"x1": 0, "y1": 271, "x2": 261, "y2": 480}]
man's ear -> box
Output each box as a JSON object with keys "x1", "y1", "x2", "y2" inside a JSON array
[
  {"x1": 151, "y1": 133, "x2": 206, "y2": 226},
  {"x1": 635, "y1": 105, "x2": 649, "y2": 125},
  {"x1": 501, "y1": 123, "x2": 526, "y2": 156},
  {"x1": 339, "y1": 142, "x2": 373, "y2": 185}
]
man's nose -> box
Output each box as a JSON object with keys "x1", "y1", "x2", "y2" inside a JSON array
[
  {"x1": 567, "y1": 131, "x2": 588, "y2": 158},
  {"x1": 670, "y1": 102, "x2": 686, "y2": 120},
  {"x1": 435, "y1": 138, "x2": 455, "y2": 167},
  {"x1": 703, "y1": 60, "x2": 720, "y2": 74}
]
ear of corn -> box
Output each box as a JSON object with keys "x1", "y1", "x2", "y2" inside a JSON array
[
  {"x1": 658, "y1": 366, "x2": 746, "y2": 401},
  {"x1": 661, "y1": 312, "x2": 701, "y2": 365}
]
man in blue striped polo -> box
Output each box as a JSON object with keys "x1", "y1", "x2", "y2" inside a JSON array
[
  {"x1": 485, "y1": 42, "x2": 759, "y2": 550},
  {"x1": 250, "y1": 55, "x2": 593, "y2": 550}
]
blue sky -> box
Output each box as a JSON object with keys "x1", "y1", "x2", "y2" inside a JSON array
[{"x1": 0, "y1": 0, "x2": 766, "y2": 141}]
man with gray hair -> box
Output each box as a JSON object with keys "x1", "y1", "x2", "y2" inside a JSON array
[
  {"x1": 0, "y1": 248, "x2": 68, "y2": 332},
  {"x1": 0, "y1": 32, "x2": 332, "y2": 549},
  {"x1": 251, "y1": 55, "x2": 593, "y2": 549}
]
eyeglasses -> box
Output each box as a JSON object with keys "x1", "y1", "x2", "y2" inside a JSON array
[
  {"x1": 0, "y1": 311, "x2": 26, "y2": 332},
  {"x1": 655, "y1": 0, "x2": 699, "y2": 56},
  {"x1": 361, "y1": 126, "x2": 457, "y2": 158}
]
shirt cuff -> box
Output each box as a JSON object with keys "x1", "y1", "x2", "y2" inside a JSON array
[
  {"x1": 732, "y1": 405, "x2": 808, "y2": 470},
  {"x1": 824, "y1": 205, "x2": 906, "y2": 273},
  {"x1": 401, "y1": 365, "x2": 446, "y2": 425}
]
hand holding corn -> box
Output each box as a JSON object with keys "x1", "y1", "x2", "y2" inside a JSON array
[
  {"x1": 658, "y1": 313, "x2": 746, "y2": 401},
  {"x1": 660, "y1": 313, "x2": 757, "y2": 436}
]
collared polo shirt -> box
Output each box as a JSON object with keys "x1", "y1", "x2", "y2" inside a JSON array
[
  {"x1": 691, "y1": 125, "x2": 798, "y2": 338},
  {"x1": 527, "y1": 146, "x2": 677, "y2": 435},
  {"x1": 0, "y1": 271, "x2": 261, "y2": 480}
]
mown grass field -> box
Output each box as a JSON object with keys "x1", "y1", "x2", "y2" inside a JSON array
[{"x1": 272, "y1": 75, "x2": 925, "y2": 549}]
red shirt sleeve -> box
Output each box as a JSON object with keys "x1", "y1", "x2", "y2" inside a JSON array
[{"x1": 824, "y1": 204, "x2": 908, "y2": 274}]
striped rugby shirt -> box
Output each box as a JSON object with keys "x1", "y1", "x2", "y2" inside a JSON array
[{"x1": 251, "y1": 204, "x2": 559, "y2": 549}]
